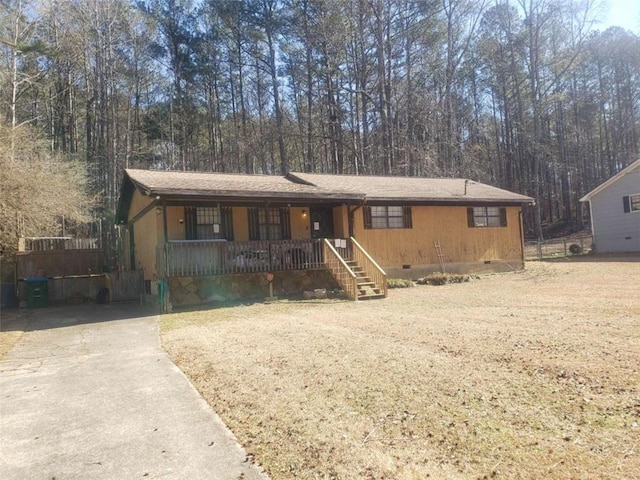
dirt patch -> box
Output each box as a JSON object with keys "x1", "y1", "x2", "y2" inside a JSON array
[
  {"x1": 161, "y1": 257, "x2": 640, "y2": 479},
  {"x1": 0, "y1": 310, "x2": 31, "y2": 359}
]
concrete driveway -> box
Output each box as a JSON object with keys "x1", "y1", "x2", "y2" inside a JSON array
[{"x1": 0, "y1": 303, "x2": 268, "y2": 480}]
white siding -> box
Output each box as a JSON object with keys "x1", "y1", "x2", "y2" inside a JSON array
[{"x1": 589, "y1": 167, "x2": 640, "y2": 252}]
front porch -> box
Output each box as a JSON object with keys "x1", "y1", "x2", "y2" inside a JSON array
[
  {"x1": 155, "y1": 238, "x2": 387, "y2": 310},
  {"x1": 156, "y1": 238, "x2": 331, "y2": 277}
]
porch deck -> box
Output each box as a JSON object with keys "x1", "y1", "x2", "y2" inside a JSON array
[
  {"x1": 156, "y1": 238, "x2": 341, "y2": 277},
  {"x1": 156, "y1": 238, "x2": 386, "y2": 304}
]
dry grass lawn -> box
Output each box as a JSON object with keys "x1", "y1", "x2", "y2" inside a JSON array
[{"x1": 161, "y1": 257, "x2": 640, "y2": 479}]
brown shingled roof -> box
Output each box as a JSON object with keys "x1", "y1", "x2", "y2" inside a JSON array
[
  {"x1": 117, "y1": 169, "x2": 532, "y2": 223},
  {"x1": 288, "y1": 172, "x2": 533, "y2": 205},
  {"x1": 124, "y1": 169, "x2": 362, "y2": 201},
  {"x1": 123, "y1": 169, "x2": 532, "y2": 205}
]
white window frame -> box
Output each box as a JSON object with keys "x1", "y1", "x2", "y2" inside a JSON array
[{"x1": 630, "y1": 193, "x2": 640, "y2": 212}]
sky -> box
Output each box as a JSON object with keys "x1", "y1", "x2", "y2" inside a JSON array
[{"x1": 604, "y1": 0, "x2": 640, "y2": 33}]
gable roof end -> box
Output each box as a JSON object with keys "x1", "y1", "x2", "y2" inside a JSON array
[
  {"x1": 580, "y1": 159, "x2": 640, "y2": 202},
  {"x1": 115, "y1": 170, "x2": 139, "y2": 224}
]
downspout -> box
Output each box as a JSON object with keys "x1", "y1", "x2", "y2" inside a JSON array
[
  {"x1": 162, "y1": 199, "x2": 168, "y2": 244},
  {"x1": 519, "y1": 208, "x2": 525, "y2": 267},
  {"x1": 129, "y1": 226, "x2": 135, "y2": 271},
  {"x1": 217, "y1": 202, "x2": 222, "y2": 237},
  {"x1": 587, "y1": 200, "x2": 596, "y2": 252}
]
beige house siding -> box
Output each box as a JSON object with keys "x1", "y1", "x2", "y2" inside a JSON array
[
  {"x1": 290, "y1": 207, "x2": 310, "y2": 239},
  {"x1": 166, "y1": 206, "x2": 185, "y2": 241},
  {"x1": 127, "y1": 195, "x2": 524, "y2": 283},
  {"x1": 333, "y1": 205, "x2": 350, "y2": 238},
  {"x1": 352, "y1": 205, "x2": 524, "y2": 275},
  {"x1": 128, "y1": 190, "x2": 159, "y2": 280}
]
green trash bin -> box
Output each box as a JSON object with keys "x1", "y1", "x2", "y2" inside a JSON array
[{"x1": 25, "y1": 277, "x2": 49, "y2": 308}]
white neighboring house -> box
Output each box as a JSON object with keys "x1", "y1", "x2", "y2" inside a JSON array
[{"x1": 580, "y1": 159, "x2": 640, "y2": 253}]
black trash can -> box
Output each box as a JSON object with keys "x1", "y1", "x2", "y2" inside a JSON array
[{"x1": 25, "y1": 277, "x2": 49, "y2": 308}]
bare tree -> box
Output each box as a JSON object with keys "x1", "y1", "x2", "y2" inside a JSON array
[{"x1": 0, "y1": 124, "x2": 93, "y2": 256}]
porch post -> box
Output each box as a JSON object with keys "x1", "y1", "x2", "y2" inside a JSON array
[
  {"x1": 348, "y1": 203, "x2": 363, "y2": 238},
  {"x1": 162, "y1": 199, "x2": 168, "y2": 243},
  {"x1": 161, "y1": 200, "x2": 169, "y2": 313}
]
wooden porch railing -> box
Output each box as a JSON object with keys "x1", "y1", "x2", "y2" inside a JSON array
[
  {"x1": 157, "y1": 238, "x2": 324, "y2": 277},
  {"x1": 350, "y1": 237, "x2": 388, "y2": 298},
  {"x1": 322, "y1": 239, "x2": 358, "y2": 300}
]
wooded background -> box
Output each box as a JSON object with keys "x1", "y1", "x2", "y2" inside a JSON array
[{"x1": 2, "y1": 0, "x2": 639, "y2": 241}]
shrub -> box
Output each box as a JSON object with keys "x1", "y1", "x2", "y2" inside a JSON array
[
  {"x1": 569, "y1": 243, "x2": 583, "y2": 254},
  {"x1": 416, "y1": 273, "x2": 473, "y2": 286},
  {"x1": 387, "y1": 278, "x2": 415, "y2": 288}
]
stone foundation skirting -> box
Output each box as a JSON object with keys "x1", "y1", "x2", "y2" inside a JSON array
[{"x1": 168, "y1": 269, "x2": 339, "y2": 307}]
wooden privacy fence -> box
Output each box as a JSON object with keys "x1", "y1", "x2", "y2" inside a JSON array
[
  {"x1": 17, "y1": 236, "x2": 103, "y2": 279},
  {"x1": 17, "y1": 249, "x2": 104, "y2": 279},
  {"x1": 107, "y1": 270, "x2": 145, "y2": 302},
  {"x1": 19, "y1": 237, "x2": 100, "y2": 252},
  {"x1": 10, "y1": 237, "x2": 145, "y2": 305}
]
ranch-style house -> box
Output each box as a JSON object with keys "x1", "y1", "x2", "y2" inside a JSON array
[
  {"x1": 116, "y1": 169, "x2": 533, "y2": 309},
  {"x1": 580, "y1": 159, "x2": 640, "y2": 253}
]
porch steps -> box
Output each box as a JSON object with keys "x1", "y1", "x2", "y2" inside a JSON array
[{"x1": 347, "y1": 260, "x2": 385, "y2": 300}]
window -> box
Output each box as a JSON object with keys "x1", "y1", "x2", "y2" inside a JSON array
[
  {"x1": 467, "y1": 207, "x2": 507, "y2": 227},
  {"x1": 196, "y1": 207, "x2": 220, "y2": 239},
  {"x1": 259, "y1": 207, "x2": 282, "y2": 240},
  {"x1": 623, "y1": 194, "x2": 640, "y2": 213},
  {"x1": 363, "y1": 206, "x2": 412, "y2": 229},
  {"x1": 185, "y1": 206, "x2": 234, "y2": 240},
  {"x1": 248, "y1": 207, "x2": 291, "y2": 240}
]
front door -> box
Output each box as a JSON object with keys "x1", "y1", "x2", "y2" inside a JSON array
[{"x1": 310, "y1": 207, "x2": 335, "y2": 238}]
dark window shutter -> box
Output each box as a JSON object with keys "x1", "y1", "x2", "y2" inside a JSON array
[
  {"x1": 467, "y1": 207, "x2": 475, "y2": 227},
  {"x1": 184, "y1": 207, "x2": 197, "y2": 240},
  {"x1": 623, "y1": 196, "x2": 631, "y2": 213},
  {"x1": 280, "y1": 207, "x2": 291, "y2": 239},
  {"x1": 363, "y1": 206, "x2": 372, "y2": 229},
  {"x1": 221, "y1": 207, "x2": 234, "y2": 240},
  {"x1": 403, "y1": 206, "x2": 413, "y2": 228},
  {"x1": 499, "y1": 208, "x2": 507, "y2": 227},
  {"x1": 248, "y1": 207, "x2": 259, "y2": 240}
]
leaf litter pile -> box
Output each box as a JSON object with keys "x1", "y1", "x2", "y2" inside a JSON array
[{"x1": 161, "y1": 257, "x2": 640, "y2": 479}]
